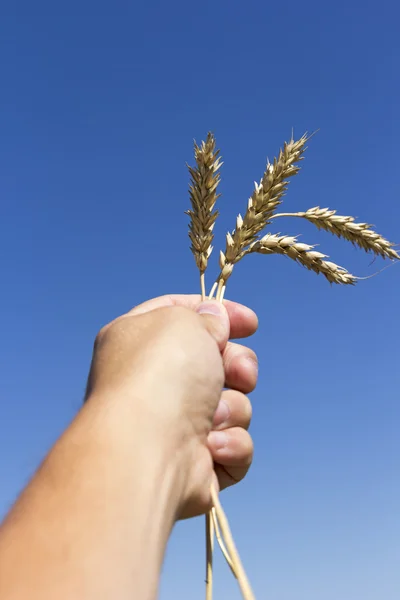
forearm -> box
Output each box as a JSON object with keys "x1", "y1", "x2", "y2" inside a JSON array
[{"x1": 0, "y1": 392, "x2": 182, "y2": 600}]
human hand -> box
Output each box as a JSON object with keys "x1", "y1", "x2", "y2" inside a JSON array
[
  {"x1": 85, "y1": 294, "x2": 258, "y2": 519},
  {"x1": 0, "y1": 294, "x2": 258, "y2": 600}
]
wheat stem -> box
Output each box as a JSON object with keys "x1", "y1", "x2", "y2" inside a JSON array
[
  {"x1": 210, "y1": 485, "x2": 255, "y2": 600},
  {"x1": 208, "y1": 491, "x2": 240, "y2": 585},
  {"x1": 271, "y1": 212, "x2": 304, "y2": 218},
  {"x1": 271, "y1": 213, "x2": 303, "y2": 219},
  {"x1": 201, "y1": 273, "x2": 206, "y2": 301},
  {"x1": 211, "y1": 507, "x2": 236, "y2": 575},
  {"x1": 216, "y1": 279, "x2": 224, "y2": 302},
  {"x1": 206, "y1": 512, "x2": 214, "y2": 600},
  {"x1": 208, "y1": 282, "x2": 218, "y2": 299},
  {"x1": 206, "y1": 284, "x2": 256, "y2": 600}
]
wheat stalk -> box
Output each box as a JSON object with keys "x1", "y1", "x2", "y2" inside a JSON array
[
  {"x1": 270, "y1": 207, "x2": 400, "y2": 260},
  {"x1": 246, "y1": 233, "x2": 357, "y2": 285},
  {"x1": 186, "y1": 133, "x2": 256, "y2": 600},
  {"x1": 186, "y1": 132, "x2": 222, "y2": 600},
  {"x1": 210, "y1": 507, "x2": 236, "y2": 575},
  {"x1": 186, "y1": 133, "x2": 244, "y2": 600},
  {"x1": 186, "y1": 132, "x2": 222, "y2": 299},
  {"x1": 205, "y1": 511, "x2": 214, "y2": 600},
  {"x1": 210, "y1": 486, "x2": 255, "y2": 600}
]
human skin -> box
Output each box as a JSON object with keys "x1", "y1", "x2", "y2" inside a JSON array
[{"x1": 0, "y1": 294, "x2": 258, "y2": 600}]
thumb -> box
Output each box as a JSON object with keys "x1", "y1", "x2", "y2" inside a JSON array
[{"x1": 195, "y1": 301, "x2": 230, "y2": 351}]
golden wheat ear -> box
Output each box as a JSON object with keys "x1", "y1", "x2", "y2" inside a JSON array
[
  {"x1": 269, "y1": 206, "x2": 400, "y2": 260},
  {"x1": 217, "y1": 133, "x2": 309, "y2": 292},
  {"x1": 245, "y1": 233, "x2": 357, "y2": 285},
  {"x1": 185, "y1": 132, "x2": 222, "y2": 298}
]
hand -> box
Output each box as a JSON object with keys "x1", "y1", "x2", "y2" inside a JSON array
[
  {"x1": 85, "y1": 294, "x2": 258, "y2": 519},
  {"x1": 0, "y1": 294, "x2": 258, "y2": 600}
]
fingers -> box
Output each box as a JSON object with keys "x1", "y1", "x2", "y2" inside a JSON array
[
  {"x1": 210, "y1": 391, "x2": 254, "y2": 490},
  {"x1": 126, "y1": 294, "x2": 258, "y2": 340},
  {"x1": 208, "y1": 427, "x2": 254, "y2": 490},
  {"x1": 212, "y1": 389, "x2": 252, "y2": 431},
  {"x1": 222, "y1": 342, "x2": 258, "y2": 394},
  {"x1": 213, "y1": 462, "x2": 251, "y2": 491},
  {"x1": 208, "y1": 427, "x2": 253, "y2": 467},
  {"x1": 222, "y1": 298, "x2": 258, "y2": 340}
]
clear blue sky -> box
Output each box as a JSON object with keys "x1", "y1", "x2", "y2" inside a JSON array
[{"x1": 1, "y1": 1, "x2": 399, "y2": 598}]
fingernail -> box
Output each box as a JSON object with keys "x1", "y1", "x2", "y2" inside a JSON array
[
  {"x1": 209, "y1": 431, "x2": 228, "y2": 450},
  {"x1": 242, "y1": 357, "x2": 258, "y2": 377},
  {"x1": 196, "y1": 301, "x2": 224, "y2": 317},
  {"x1": 213, "y1": 400, "x2": 230, "y2": 427}
]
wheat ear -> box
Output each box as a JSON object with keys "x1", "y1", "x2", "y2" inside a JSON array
[
  {"x1": 270, "y1": 207, "x2": 400, "y2": 260},
  {"x1": 217, "y1": 133, "x2": 309, "y2": 290},
  {"x1": 186, "y1": 132, "x2": 222, "y2": 298},
  {"x1": 246, "y1": 233, "x2": 357, "y2": 285}
]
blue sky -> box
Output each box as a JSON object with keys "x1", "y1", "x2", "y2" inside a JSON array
[{"x1": 1, "y1": 1, "x2": 399, "y2": 598}]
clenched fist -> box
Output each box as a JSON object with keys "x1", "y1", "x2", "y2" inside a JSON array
[{"x1": 85, "y1": 294, "x2": 258, "y2": 518}]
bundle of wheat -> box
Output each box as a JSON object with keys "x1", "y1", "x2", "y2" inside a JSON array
[{"x1": 186, "y1": 132, "x2": 399, "y2": 600}]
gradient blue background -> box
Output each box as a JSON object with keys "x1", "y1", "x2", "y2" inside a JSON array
[{"x1": 1, "y1": 1, "x2": 399, "y2": 598}]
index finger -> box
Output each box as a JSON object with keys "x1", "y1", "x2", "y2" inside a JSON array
[{"x1": 126, "y1": 294, "x2": 258, "y2": 340}]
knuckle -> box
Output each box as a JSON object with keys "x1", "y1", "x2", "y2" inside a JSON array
[
  {"x1": 93, "y1": 316, "x2": 125, "y2": 349},
  {"x1": 152, "y1": 305, "x2": 222, "y2": 368},
  {"x1": 94, "y1": 323, "x2": 111, "y2": 348}
]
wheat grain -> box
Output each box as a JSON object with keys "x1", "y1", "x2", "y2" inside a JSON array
[
  {"x1": 218, "y1": 134, "x2": 309, "y2": 285},
  {"x1": 186, "y1": 132, "x2": 222, "y2": 297},
  {"x1": 248, "y1": 233, "x2": 357, "y2": 285},
  {"x1": 271, "y1": 207, "x2": 400, "y2": 260}
]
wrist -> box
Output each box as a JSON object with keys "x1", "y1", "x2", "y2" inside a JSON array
[{"x1": 84, "y1": 387, "x2": 189, "y2": 520}]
